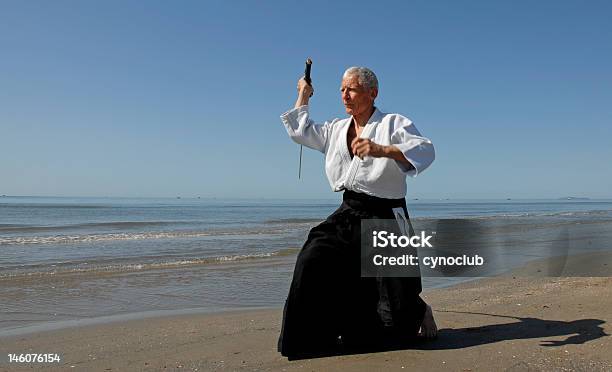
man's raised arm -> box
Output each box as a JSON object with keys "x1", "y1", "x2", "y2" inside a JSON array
[
  {"x1": 280, "y1": 78, "x2": 330, "y2": 153},
  {"x1": 294, "y1": 78, "x2": 313, "y2": 109}
]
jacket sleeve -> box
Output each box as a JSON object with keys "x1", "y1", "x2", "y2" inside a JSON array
[
  {"x1": 390, "y1": 118, "x2": 435, "y2": 177},
  {"x1": 280, "y1": 105, "x2": 333, "y2": 153}
]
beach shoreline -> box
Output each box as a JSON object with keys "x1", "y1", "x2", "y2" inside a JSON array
[{"x1": 2, "y1": 274, "x2": 611, "y2": 371}]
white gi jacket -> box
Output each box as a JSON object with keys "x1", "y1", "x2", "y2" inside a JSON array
[{"x1": 281, "y1": 105, "x2": 435, "y2": 199}]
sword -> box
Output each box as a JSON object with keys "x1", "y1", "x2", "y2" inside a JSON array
[{"x1": 298, "y1": 58, "x2": 312, "y2": 179}]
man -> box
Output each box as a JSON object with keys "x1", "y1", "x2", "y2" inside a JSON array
[{"x1": 278, "y1": 67, "x2": 437, "y2": 359}]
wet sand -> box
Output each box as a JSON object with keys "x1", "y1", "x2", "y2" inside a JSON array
[{"x1": 2, "y1": 273, "x2": 611, "y2": 371}]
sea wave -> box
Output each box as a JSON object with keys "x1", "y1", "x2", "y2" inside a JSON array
[
  {"x1": 0, "y1": 203, "x2": 111, "y2": 209},
  {"x1": 0, "y1": 248, "x2": 301, "y2": 279},
  {"x1": 426, "y1": 209, "x2": 612, "y2": 220},
  {"x1": 264, "y1": 218, "x2": 323, "y2": 224},
  {"x1": 0, "y1": 225, "x2": 311, "y2": 246},
  {"x1": 0, "y1": 221, "x2": 193, "y2": 233}
]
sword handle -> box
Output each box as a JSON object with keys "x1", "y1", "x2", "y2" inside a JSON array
[{"x1": 304, "y1": 58, "x2": 313, "y2": 97}]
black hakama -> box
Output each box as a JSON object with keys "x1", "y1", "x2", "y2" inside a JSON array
[{"x1": 278, "y1": 190, "x2": 426, "y2": 359}]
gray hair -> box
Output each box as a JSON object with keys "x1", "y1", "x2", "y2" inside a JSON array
[{"x1": 343, "y1": 66, "x2": 379, "y2": 90}]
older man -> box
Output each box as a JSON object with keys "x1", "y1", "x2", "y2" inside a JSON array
[{"x1": 278, "y1": 67, "x2": 436, "y2": 359}]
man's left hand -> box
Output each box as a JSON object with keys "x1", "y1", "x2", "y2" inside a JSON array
[{"x1": 351, "y1": 138, "x2": 386, "y2": 159}]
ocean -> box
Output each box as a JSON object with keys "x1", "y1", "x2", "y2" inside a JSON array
[{"x1": 1, "y1": 196, "x2": 612, "y2": 336}]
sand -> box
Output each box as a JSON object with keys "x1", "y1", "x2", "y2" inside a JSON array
[{"x1": 2, "y1": 274, "x2": 611, "y2": 372}]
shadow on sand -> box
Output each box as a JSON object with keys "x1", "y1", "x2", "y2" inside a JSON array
[
  {"x1": 418, "y1": 313, "x2": 607, "y2": 349},
  {"x1": 287, "y1": 313, "x2": 607, "y2": 360}
]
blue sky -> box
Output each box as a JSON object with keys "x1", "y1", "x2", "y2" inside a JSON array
[{"x1": 1, "y1": 0, "x2": 610, "y2": 199}]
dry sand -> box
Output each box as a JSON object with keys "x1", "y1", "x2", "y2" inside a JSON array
[{"x1": 1, "y1": 275, "x2": 611, "y2": 372}]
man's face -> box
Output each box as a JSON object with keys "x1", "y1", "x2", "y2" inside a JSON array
[{"x1": 341, "y1": 74, "x2": 378, "y2": 117}]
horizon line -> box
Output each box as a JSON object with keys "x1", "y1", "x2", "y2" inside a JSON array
[{"x1": 1, "y1": 195, "x2": 611, "y2": 201}]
